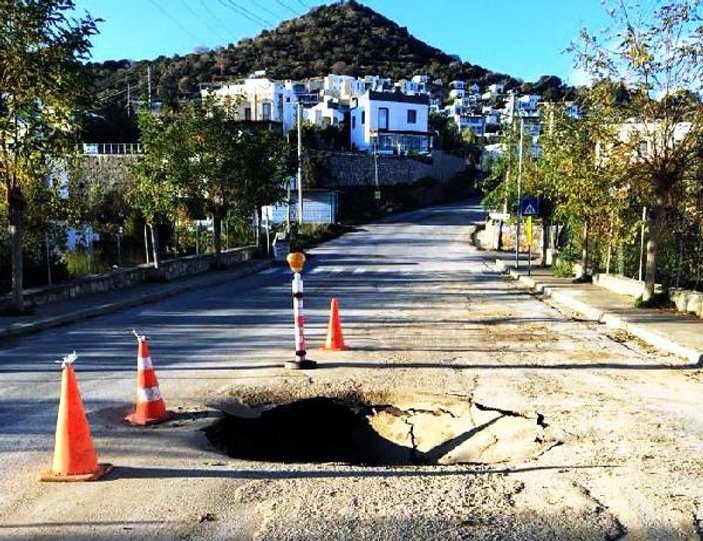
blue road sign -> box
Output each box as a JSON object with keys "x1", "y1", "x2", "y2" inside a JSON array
[{"x1": 520, "y1": 197, "x2": 540, "y2": 216}]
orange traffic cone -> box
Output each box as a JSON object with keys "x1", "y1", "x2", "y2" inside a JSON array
[
  {"x1": 41, "y1": 353, "x2": 113, "y2": 482},
  {"x1": 124, "y1": 332, "x2": 175, "y2": 426},
  {"x1": 321, "y1": 298, "x2": 349, "y2": 351}
]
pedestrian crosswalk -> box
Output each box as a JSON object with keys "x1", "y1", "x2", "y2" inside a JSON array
[{"x1": 258, "y1": 266, "x2": 485, "y2": 276}]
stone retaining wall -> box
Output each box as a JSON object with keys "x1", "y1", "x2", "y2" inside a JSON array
[
  {"x1": 322, "y1": 150, "x2": 468, "y2": 188},
  {"x1": 592, "y1": 273, "x2": 665, "y2": 298},
  {"x1": 670, "y1": 288, "x2": 703, "y2": 318},
  {"x1": 3, "y1": 246, "x2": 257, "y2": 309}
]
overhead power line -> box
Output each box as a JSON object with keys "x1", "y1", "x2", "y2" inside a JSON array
[
  {"x1": 274, "y1": 0, "x2": 300, "y2": 16},
  {"x1": 178, "y1": 0, "x2": 230, "y2": 43},
  {"x1": 149, "y1": 0, "x2": 204, "y2": 44},
  {"x1": 249, "y1": 0, "x2": 289, "y2": 21},
  {"x1": 197, "y1": 0, "x2": 235, "y2": 41},
  {"x1": 217, "y1": 0, "x2": 273, "y2": 27}
]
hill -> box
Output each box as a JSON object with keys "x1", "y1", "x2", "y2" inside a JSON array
[{"x1": 85, "y1": 1, "x2": 571, "y2": 140}]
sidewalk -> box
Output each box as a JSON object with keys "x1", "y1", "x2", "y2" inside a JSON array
[
  {"x1": 495, "y1": 258, "x2": 703, "y2": 365},
  {"x1": 0, "y1": 259, "x2": 271, "y2": 342}
]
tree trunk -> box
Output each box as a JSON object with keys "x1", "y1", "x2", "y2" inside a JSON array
[
  {"x1": 254, "y1": 209, "x2": 261, "y2": 248},
  {"x1": 8, "y1": 187, "x2": 25, "y2": 312},
  {"x1": 213, "y1": 214, "x2": 222, "y2": 256},
  {"x1": 9, "y1": 219, "x2": 24, "y2": 312},
  {"x1": 579, "y1": 221, "x2": 590, "y2": 279},
  {"x1": 541, "y1": 219, "x2": 549, "y2": 267},
  {"x1": 643, "y1": 202, "x2": 664, "y2": 302},
  {"x1": 149, "y1": 223, "x2": 160, "y2": 269},
  {"x1": 144, "y1": 223, "x2": 151, "y2": 266},
  {"x1": 213, "y1": 214, "x2": 222, "y2": 268}
]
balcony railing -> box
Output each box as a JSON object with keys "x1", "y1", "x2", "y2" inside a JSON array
[{"x1": 82, "y1": 143, "x2": 142, "y2": 155}]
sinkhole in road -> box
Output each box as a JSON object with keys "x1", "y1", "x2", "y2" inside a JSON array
[{"x1": 205, "y1": 395, "x2": 558, "y2": 466}]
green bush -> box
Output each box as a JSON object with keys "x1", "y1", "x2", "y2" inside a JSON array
[
  {"x1": 552, "y1": 257, "x2": 573, "y2": 278},
  {"x1": 61, "y1": 249, "x2": 109, "y2": 278},
  {"x1": 633, "y1": 293, "x2": 673, "y2": 309}
]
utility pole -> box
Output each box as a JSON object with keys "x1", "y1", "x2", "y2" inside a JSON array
[
  {"x1": 127, "y1": 82, "x2": 131, "y2": 117},
  {"x1": 638, "y1": 206, "x2": 647, "y2": 281},
  {"x1": 515, "y1": 115, "x2": 524, "y2": 269},
  {"x1": 297, "y1": 102, "x2": 303, "y2": 225},
  {"x1": 147, "y1": 65, "x2": 152, "y2": 109},
  {"x1": 373, "y1": 134, "x2": 380, "y2": 208}
]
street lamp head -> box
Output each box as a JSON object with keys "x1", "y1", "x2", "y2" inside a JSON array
[{"x1": 286, "y1": 252, "x2": 306, "y2": 273}]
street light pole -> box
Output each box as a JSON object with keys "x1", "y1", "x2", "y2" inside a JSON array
[
  {"x1": 373, "y1": 133, "x2": 380, "y2": 207},
  {"x1": 297, "y1": 102, "x2": 304, "y2": 225},
  {"x1": 515, "y1": 114, "x2": 524, "y2": 269}
]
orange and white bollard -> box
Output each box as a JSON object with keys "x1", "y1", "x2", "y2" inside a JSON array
[{"x1": 285, "y1": 253, "x2": 316, "y2": 370}]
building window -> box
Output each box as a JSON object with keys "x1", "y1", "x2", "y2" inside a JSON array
[
  {"x1": 407, "y1": 109, "x2": 417, "y2": 124},
  {"x1": 361, "y1": 111, "x2": 365, "y2": 125},
  {"x1": 379, "y1": 107, "x2": 389, "y2": 130},
  {"x1": 352, "y1": 116, "x2": 356, "y2": 129},
  {"x1": 244, "y1": 107, "x2": 251, "y2": 121},
  {"x1": 262, "y1": 102, "x2": 271, "y2": 121}
]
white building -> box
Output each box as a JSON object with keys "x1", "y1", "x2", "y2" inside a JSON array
[
  {"x1": 395, "y1": 78, "x2": 425, "y2": 95},
  {"x1": 488, "y1": 83, "x2": 505, "y2": 96},
  {"x1": 449, "y1": 80, "x2": 467, "y2": 99},
  {"x1": 349, "y1": 90, "x2": 432, "y2": 154},
  {"x1": 612, "y1": 120, "x2": 692, "y2": 160},
  {"x1": 411, "y1": 74, "x2": 429, "y2": 85},
  {"x1": 457, "y1": 115, "x2": 486, "y2": 137},
  {"x1": 202, "y1": 78, "x2": 298, "y2": 131},
  {"x1": 503, "y1": 93, "x2": 540, "y2": 124},
  {"x1": 304, "y1": 99, "x2": 345, "y2": 127},
  {"x1": 516, "y1": 94, "x2": 540, "y2": 114},
  {"x1": 323, "y1": 74, "x2": 366, "y2": 99},
  {"x1": 364, "y1": 75, "x2": 393, "y2": 92}
]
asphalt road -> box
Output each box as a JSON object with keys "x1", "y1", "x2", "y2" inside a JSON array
[{"x1": 1, "y1": 199, "x2": 702, "y2": 540}]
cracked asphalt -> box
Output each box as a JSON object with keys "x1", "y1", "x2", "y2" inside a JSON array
[{"x1": 0, "y1": 200, "x2": 702, "y2": 540}]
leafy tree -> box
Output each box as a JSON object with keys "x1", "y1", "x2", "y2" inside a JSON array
[
  {"x1": 429, "y1": 113, "x2": 472, "y2": 157},
  {"x1": 130, "y1": 111, "x2": 185, "y2": 268},
  {"x1": 480, "y1": 118, "x2": 540, "y2": 215},
  {"x1": 0, "y1": 0, "x2": 98, "y2": 310},
  {"x1": 538, "y1": 100, "x2": 620, "y2": 276},
  {"x1": 571, "y1": 0, "x2": 703, "y2": 300},
  {"x1": 246, "y1": 127, "x2": 293, "y2": 222},
  {"x1": 185, "y1": 100, "x2": 291, "y2": 257},
  {"x1": 132, "y1": 98, "x2": 292, "y2": 264}
]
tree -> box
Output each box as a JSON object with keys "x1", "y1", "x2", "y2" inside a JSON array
[
  {"x1": 132, "y1": 98, "x2": 292, "y2": 264},
  {"x1": 130, "y1": 110, "x2": 184, "y2": 268},
  {"x1": 429, "y1": 113, "x2": 471, "y2": 157},
  {"x1": 538, "y1": 100, "x2": 620, "y2": 276},
  {"x1": 0, "y1": 0, "x2": 98, "y2": 311},
  {"x1": 571, "y1": 0, "x2": 703, "y2": 300},
  {"x1": 180, "y1": 100, "x2": 291, "y2": 259}
]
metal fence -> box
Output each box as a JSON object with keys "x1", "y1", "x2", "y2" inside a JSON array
[{"x1": 82, "y1": 143, "x2": 142, "y2": 155}]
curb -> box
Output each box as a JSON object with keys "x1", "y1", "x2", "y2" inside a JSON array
[
  {"x1": 0, "y1": 260, "x2": 272, "y2": 342},
  {"x1": 497, "y1": 263, "x2": 702, "y2": 365}
]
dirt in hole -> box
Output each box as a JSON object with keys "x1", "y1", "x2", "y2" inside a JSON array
[{"x1": 205, "y1": 396, "x2": 559, "y2": 466}]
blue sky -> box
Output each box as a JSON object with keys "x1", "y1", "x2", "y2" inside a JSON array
[{"x1": 72, "y1": 0, "x2": 611, "y2": 84}]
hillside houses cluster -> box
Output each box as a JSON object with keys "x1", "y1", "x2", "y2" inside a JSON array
[{"x1": 201, "y1": 71, "x2": 577, "y2": 156}]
